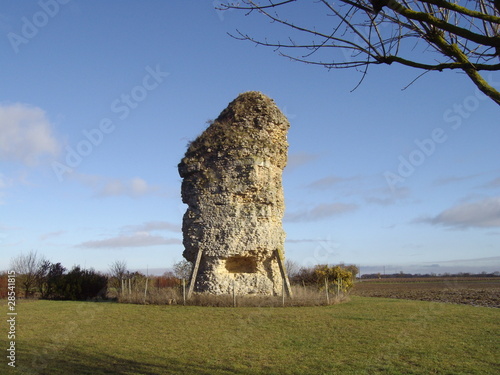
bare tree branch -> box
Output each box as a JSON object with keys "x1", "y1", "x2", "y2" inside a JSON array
[
  {"x1": 221, "y1": 0, "x2": 500, "y2": 105},
  {"x1": 383, "y1": 1, "x2": 499, "y2": 48},
  {"x1": 417, "y1": 0, "x2": 500, "y2": 23}
]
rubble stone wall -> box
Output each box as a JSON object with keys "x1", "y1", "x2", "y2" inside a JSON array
[{"x1": 178, "y1": 91, "x2": 290, "y2": 295}]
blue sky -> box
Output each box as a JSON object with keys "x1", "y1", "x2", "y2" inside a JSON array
[{"x1": 1, "y1": 1, "x2": 499, "y2": 275}]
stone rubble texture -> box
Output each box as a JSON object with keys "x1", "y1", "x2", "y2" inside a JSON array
[{"x1": 178, "y1": 91, "x2": 290, "y2": 295}]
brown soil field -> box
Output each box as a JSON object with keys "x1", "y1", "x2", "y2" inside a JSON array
[{"x1": 351, "y1": 277, "x2": 500, "y2": 308}]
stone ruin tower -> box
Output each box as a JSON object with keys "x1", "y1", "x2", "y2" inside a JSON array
[{"x1": 178, "y1": 91, "x2": 292, "y2": 296}]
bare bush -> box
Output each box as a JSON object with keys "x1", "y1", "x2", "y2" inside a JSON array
[
  {"x1": 108, "y1": 260, "x2": 127, "y2": 295},
  {"x1": 10, "y1": 251, "x2": 47, "y2": 297}
]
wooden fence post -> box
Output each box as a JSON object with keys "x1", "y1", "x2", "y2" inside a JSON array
[
  {"x1": 325, "y1": 277, "x2": 330, "y2": 305},
  {"x1": 233, "y1": 279, "x2": 236, "y2": 308},
  {"x1": 274, "y1": 249, "x2": 293, "y2": 298},
  {"x1": 187, "y1": 249, "x2": 203, "y2": 299},
  {"x1": 182, "y1": 279, "x2": 186, "y2": 305},
  {"x1": 282, "y1": 280, "x2": 285, "y2": 307}
]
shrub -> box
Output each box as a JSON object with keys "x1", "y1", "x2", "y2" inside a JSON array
[
  {"x1": 313, "y1": 265, "x2": 354, "y2": 293},
  {"x1": 37, "y1": 264, "x2": 107, "y2": 301},
  {"x1": 39, "y1": 262, "x2": 66, "y2": 299},
  {"x1": 291, "y1": 264, "x2": 355, "y2": 294},
  {"x1": 61, "y1": 266, "x2": 108, "y2": 300}
]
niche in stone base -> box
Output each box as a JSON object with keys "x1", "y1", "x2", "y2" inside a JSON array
[{"x1": 224, "y1": 256, "x2": 258, "y2": 273}]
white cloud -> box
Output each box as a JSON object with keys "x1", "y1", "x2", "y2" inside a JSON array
[
  {"x1": 285, "y1": 238, "x2": 319, "y2": 243},
  {"x1": 0, "y1": 103, "x2": 60, "y2": 165},
  {"x1": 481, "y1": 177, "x2": 500, "y2": 189},
  {"x1": 122, "y1": 221, "x2": 181, "y2": 233},
  {"x1": 130, "y1": 177, "x2": 150, "y2": 195},
  {"x1": 416, "y1": 196, "x2": 500, "y2": 229},
  {"x1": 432, "y1": 174, "x2": 481, "y2": 187},
  {"x1": 0, "y1": 173, "x2": 14, "y2": 205},
  {"x1": 39, "y1": 230, "x2": 66, "y2": 241},
  {"x1": 286, "y1": 152, "x2": 319, "y2": 171},
  {"x1": 0, "y1": 174, "x2": 9, "y2": 189},
  {"x1": 72, "y1": 173, "x2": 161, "y2": 198},
  {"x1": 77, "y1": 220, "x2": 182, "y2": 249},
  {"x1": 305, "y1": 174, "x2": 409, "y2": 206},
  {"x1": 306, "y1": 175, "x2": 350, "y2": 190},
  {"x1": 0, "y1": 223, "x2": 20, "y2": 231},
  {"x1": 365, "y1": 186, "x2": 410, "y2": 206},
  {"x1": 79, "y1": 233, "x2": 181, "y2": 249},
  {"x1": 98, "y1": 179, "x2": 123, "y2": 196},
  {"x1": 285, "y1": 202, "x2": 357, "y2": 222},
  {"x1": 98, "y1": 178, "x2": 157, "y2": 197}
]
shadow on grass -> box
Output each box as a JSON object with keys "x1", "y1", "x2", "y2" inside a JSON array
[{"x1": 18, "y1": 345, "x2": 252, "y2": 375}]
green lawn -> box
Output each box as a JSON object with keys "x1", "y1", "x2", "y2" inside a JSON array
[{"x1": 4, "y1": 297, "x2": 499, "y2": 374}]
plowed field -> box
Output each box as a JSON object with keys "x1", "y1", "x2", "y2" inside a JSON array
[{"x1": 352, "y1": 277, "x2": 500, "y2": 307}]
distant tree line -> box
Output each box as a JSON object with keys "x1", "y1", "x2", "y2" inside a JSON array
[{"x1": 6, "y1": 253, "x2": 192, "y2": 301}]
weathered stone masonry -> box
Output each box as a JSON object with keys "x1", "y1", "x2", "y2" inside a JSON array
[{"x1": 178, "y1": 91, "x2": 290, "y2": 295}]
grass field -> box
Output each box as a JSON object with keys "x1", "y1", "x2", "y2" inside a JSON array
[{"x1": 3, "y1": 297, "x2": 499, "y2": 375}]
